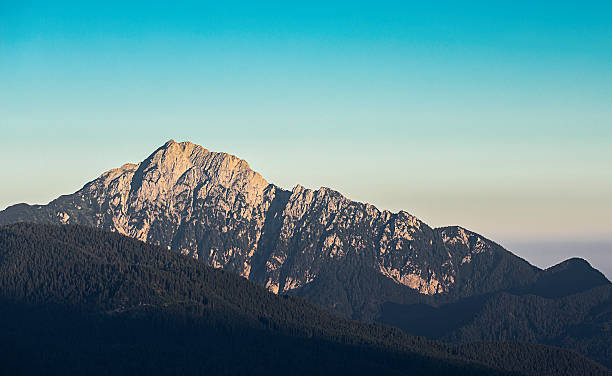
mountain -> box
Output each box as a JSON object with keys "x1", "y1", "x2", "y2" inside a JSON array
[
  {"x1": 381, "y1": 279, "x2": 612, "y2": 367},
  {"x1": 522, "y1": 257, "x2": 610, "y2": 298},
  {"x1": 1, "y1": 139, "x2": 610, "y2": 365},
  {"x1": 1, "y1": 222, "x2": 609, "y2": 375},
  {"x1": 0, "y1": 140, "x2": 541, "y2": 303}
]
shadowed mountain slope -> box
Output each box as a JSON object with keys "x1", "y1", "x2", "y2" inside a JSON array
[
  {"x1": 0, "y1": 222, "x2": 609, "y2": 376},
  {"x1": 379, "y1": 259, "x2": 612, "y2": 367}
]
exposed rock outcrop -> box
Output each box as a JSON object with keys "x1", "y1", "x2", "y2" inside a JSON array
[{"x1": 0, "y1": 140, "x2": 540, "y2": 317}]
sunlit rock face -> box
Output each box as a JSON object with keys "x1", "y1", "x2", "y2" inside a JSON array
[{"x1": 0, "y1": 140, "x2": 539, "y2": 316}]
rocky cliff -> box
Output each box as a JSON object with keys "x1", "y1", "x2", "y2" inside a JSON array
[{"x1": 0, "y1": 140, "x2": 540, "y2": 317}]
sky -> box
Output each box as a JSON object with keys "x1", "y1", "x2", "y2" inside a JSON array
[{"x1": 1, "y1": 1, "x2": 611, "y2": 276}]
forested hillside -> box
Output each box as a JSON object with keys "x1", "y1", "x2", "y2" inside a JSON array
[
  {"x1": 0, "y1": 223, "x2": 608, "y2": 375},
  {"x1": 379, "y1": 260, "x2": 612, "y2": 368}
]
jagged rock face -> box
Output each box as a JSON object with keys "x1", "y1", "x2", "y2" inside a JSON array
[{"x1": 0, "y1": 140, "x2": 539, "y2": 317}]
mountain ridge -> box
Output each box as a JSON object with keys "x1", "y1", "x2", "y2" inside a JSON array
[
  {"x1": 0, "y1": 140, "x2": 601, "y2": 302},
  {"x1": 1, "y1": 139, "x2": 610, "y2": 366},
  {"x1": 0, "y1": 140, "x2": 540, "y2": 302}
]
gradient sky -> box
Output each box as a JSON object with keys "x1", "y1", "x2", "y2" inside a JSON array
[{"x1": 1, "y1": 1, "x2": 611, "y2": 275}]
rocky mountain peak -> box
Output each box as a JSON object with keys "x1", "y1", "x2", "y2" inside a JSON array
[
  {"x1": 55, "y1": 141, "x2": 271, "y2": 244},
  {"x1": 0, "y1": 140, "x2": 544, "y2": 305},
  {"x1": 129, "y1": 140, "x2": 269, "y2": 207},
  {"x1": 1, "y1": 140, "x2": 610, "y2": 368}
]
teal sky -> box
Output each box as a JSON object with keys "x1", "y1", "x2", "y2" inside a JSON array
[{"x1": 1, "y1": 2, "x2": 611, "y2": 272}]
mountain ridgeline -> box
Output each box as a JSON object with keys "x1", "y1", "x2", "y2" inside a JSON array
[
  {"x1": 0, "y1": 223, "x2": 608, "y2": 375},
  {"x1": 1, "y1": 140, "x2": 610, "y2": 367},
  {"x1": 0, "y1": 140, "x2": 543, "y2": 303}
]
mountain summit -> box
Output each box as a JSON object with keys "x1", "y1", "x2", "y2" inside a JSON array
[
  {"x1": 0, "y1": 140, "x2": 538, "y2": 302},
  {"x1": 1, "y1": 140, "x2": 611, "y2": 367}
]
